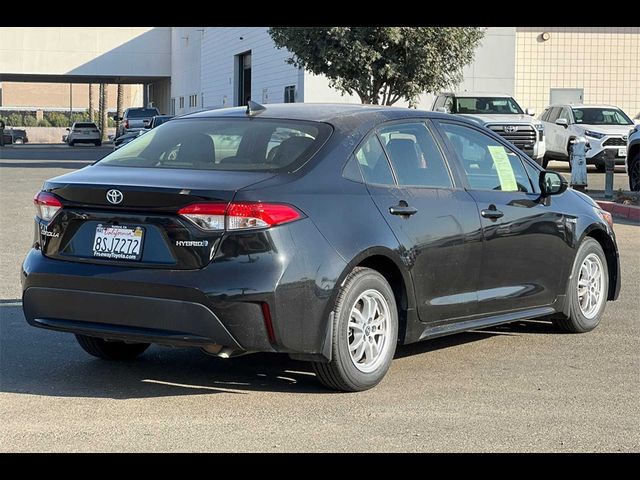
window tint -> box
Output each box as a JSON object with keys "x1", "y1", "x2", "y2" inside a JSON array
[
  {"x1": 378, "y1": 122, "x2": 452, "y2": 188},
  {"x1": 342, "y1": 155, "x2": 363, "y2": 182},
  {"x1": 126, "y1": 108, "x2": 160, "y2": 118},
  {"x1": 440, "y1": 122, "x2": 533, "y2": 193},
  {"x1": 547, "y1": 107, "x2": 561, "y2": 123},
  {"x1": 73, "y1": 123, "x2": 97, "y2": 129},
  {"x1": 355, "y1": 135, "x2": 395, "y2": 185},
  {"x1": 99, "y1": 119, "x2": 330, "y2": 172}
]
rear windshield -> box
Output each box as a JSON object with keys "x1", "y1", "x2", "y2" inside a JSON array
[
  {"x1": 127, "y1": 108, "x2": 160, "y2": 118},
  {"x1": 97, "y1": 118, "x2": 332, "y2": 172},
  {"x1": 74, "y1": 123, "x2": 97, "y2": 129}
]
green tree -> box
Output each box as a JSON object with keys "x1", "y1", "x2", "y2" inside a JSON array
[
  {"x1": 268, "y1": 27, "x2": 486, "y2": 106},
  {"x1": 22, "y1": 115, "x2": 38, "y2": 127}
]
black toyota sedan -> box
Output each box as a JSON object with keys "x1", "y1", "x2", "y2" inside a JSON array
[{"x1": 22, "y1": 103, "x2": 621, "y2": 391}]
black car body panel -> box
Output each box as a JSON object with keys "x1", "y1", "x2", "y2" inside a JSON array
[{"x1": 22, "y1": 104, "x2": 621, "y2": 362}]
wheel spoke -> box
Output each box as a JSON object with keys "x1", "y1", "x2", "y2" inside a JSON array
[
  {"x1": 350, "y1": 334, "x2": 364, "y2": 352},
  {"x1": 353, "y1": 341, "x2": 366, "y2": 362},
  {"x1": 348, "y1": 318, "x2": 364, "y2": 333},
  {"x1": 362, "y1": 295, "x2": 376, "y2": 321}
]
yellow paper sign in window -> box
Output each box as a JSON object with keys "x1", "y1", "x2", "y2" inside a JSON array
[{"x1": 487, "y1": 145, "x2": 518, "y2": 191}]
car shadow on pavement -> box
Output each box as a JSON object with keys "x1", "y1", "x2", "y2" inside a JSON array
[{"x1": 1, "y1": 303, "x2": 558, "y2": 398}]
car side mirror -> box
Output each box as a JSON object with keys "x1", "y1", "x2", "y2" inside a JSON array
[
  {"x1": 540, "y1": 171, "x2": 568, "y2": 196},
  {"x1": 555, "y1": 118, "x2": 569, "y2": 128},
  {"x1": 525, "y1": 107, "x2": 536, "y2": 116}
]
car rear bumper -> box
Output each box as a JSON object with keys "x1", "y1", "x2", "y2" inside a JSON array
[{"x1": 21, "y1": 219, "x2": 346, "y2": 359}]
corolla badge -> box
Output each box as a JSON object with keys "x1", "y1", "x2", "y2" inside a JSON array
[{"x1": 106, "y1": 189, "x2": 124, "y2": 205}]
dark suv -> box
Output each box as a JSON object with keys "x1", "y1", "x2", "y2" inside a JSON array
[{"x1": 115, "y1": 107, "x2": 160, "y2": 138}]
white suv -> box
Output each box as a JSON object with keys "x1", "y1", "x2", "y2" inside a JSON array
[
  {"x1": 539, "y1": 104, "x2": 633, "y2": 172},
  {"x1": 65, "y1": 122, "x2": 102, "y2": 147},
  {"x1": 431, "y1": 92, "x2": 546, "y2": 164}
]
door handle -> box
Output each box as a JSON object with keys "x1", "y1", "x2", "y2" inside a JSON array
[
  {"x1": 389, "y1": 205, "x2": 418, "y2": 216},
  {"x1": 481, "y1": 205, "x2": 504, "y2": 220}
]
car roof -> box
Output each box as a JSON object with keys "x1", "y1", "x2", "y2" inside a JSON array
[
  {"x1": 180, "y1": 102, "x2": 471, "y2": 130},
  {"x1": 440, "y1": 92, "x2": 513, "y2": 98},
  {"x1": 547, "y1": 104, "x2": 623, "y2": 109}
]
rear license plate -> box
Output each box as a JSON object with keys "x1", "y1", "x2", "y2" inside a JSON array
[
  {"x1": 618, "y1": 147, "x2": 627, "y2": 157},
  {"x1": 92, "y1": 224, "x2": 144, "y2": 261}
]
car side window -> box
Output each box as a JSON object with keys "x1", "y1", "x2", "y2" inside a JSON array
[
  {"x1": 433, "y1": 95, "x2": 445, "y2": 110},
  {"x1": 443, "y1": 96, "x2": 454, "y2": 113},
  {"x1": 522, "y1": 159, "x2": 542, "y2": 194},
  {"x1": 540, "y1": 108, "x2": 550, "y2": 122},
  {"x1": 439, "y1": 122, "x2": 534, "y2": 193},
  {"x1": 354, "y1": 134, "x2": 395, "y2": 186},
  {"x1": 557, "y1": 107, "x2": 570, "y2": 123},
  {"x1": 377, "y1": 122, "x2": 452, "y2": 188},
  {"x1": 547, "y1": 107, "x2": 560, "y2": 123}
]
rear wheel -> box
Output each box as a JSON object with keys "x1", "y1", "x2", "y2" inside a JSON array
[
  {"x1": 312, "y1": 267, "x2": 398, "y2": 392},
  {"x1": 75, "y1": 334, "x2": 150, "y2": 360},
  {"x1": 629, "y1": 152, "x2": 640, "y2": 191},
  {"x1": 554, "y1": 238, "x2": 608, "y2": 333}
]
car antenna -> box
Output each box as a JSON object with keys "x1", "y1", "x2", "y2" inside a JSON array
[{"x1": 246, "y1": 100, "x2": 266, "y2": 116}]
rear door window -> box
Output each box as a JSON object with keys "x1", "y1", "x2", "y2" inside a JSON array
[
  {"x1": 354, "y1": 134, "x2": 395, "y2": 186},
  {"x1": 377, "y1": 122, "x2": 452, "y2": 188}
]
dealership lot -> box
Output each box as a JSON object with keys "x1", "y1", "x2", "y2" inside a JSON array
[{"x1": 1, "y1": 147, "x2": 638, "y2": 452}]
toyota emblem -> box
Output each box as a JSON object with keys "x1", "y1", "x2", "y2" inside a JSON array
[
  {"x1": 504, "y1": 125, "x2": 518, "y2": 133},
  {"x1": 106, "y1": 189, "x2": 124, "y2": 205}
]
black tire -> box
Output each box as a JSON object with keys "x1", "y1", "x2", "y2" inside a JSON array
[
  {"x1": 95, "y1": 141, "x2": 102, "y2": 147},
  {"x1": 554, "y1": 238, "x2": 608, "y2": 333},
  {"x1": 628, "y1": 152, "x2": 639, "y2": 192},
  {"x1": 594, "y1": 161, "x2": 606, "y2": 173},
  {"x1": 69, "y1": 140, "x2": 75, "y2": 147},
  {"x1": 75, "y1": 334, "x2": 150, "y2": 360},
  {"x1": 312, "y1": 267, "x2": 398, "y2": 392},
  {"x1": 542, "y1": 156, "x2": 550, "y2": 169}
]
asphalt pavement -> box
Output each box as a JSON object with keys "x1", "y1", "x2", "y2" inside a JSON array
[{"x1": 0, "y1": 147, "x2": 638, "y2": 452}]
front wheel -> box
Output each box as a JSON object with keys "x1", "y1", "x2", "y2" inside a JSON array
[
  {"x1": 312, "y1": 267, "x2": 398, "y2": 392},
  {"x1": 75, "y1": 334, "x2": 150, "y2": 360},
  {"x1": 554, "y1": 238, "x2": 609, "y2": 333}
]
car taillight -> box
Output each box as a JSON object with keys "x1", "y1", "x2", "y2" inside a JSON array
[
  {"x1": 33, "y1": 191, "x2": 62, "y2": 221},
  {"x1": 124, "y1": 120, "x2": 129, "y2": 129},
  {"x1": 178, "y1": 202, "x2": 304, "y2": 231},
  {"x1": 177, "y1": 203, "x2": 226, "y2": 231}
]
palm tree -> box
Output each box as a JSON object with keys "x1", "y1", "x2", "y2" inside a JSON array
[
  {"x1": 100, "y1": 84, "x2": 109, "y2": 142},
  {"x1": 116, "y1": 84, "x2": 123, "y2": 138}
]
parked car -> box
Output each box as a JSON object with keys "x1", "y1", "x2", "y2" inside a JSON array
[
  {"x1": 2, "y1": 127, "x2": 29, "y2": 145},
  {"x1": 626, "y1": 124, "x2": 640, "y2": 191},
  {"x1": 113, "y1": 115, "x2": 174, "y2": 150},
  {"x1": 23, "y1": 103, "x2": 620, "y2": 392},
  {"x1": 539, "y1": 104, "x2": 634, "y2": 171},
  {"x1": 431, "y1": 92, "x2": 545, "y2": 165},
  {"x1": 65, "y1": 122, "x2": 102, "y2": 147},
  {"x1": 115, "y1": 107, "x2": 160, "y2": 138}
]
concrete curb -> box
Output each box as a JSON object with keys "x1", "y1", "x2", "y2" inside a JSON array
[{"x1": 596, "y1": 200, "x2": 640, "y2": 223}]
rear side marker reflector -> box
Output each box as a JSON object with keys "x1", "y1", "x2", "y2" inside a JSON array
[
  {"x1": 34, "y1": 191, "x2": 62, "y2": 221},
  {"x1": 178, "y1": 202, "x2": 304, "y2": 231},
  {"x1": 261, "y1": 302, "x2": 276, "y2": 343}
]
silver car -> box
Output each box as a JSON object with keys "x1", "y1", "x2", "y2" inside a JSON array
[{"x1": 65, "y1": 122, "x2": 102, "y2": 147}]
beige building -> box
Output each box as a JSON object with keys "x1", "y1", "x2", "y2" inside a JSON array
[
  {"x1": 0, "y1": 82, "x2": 143, "y2": 111},
  {"x1": 516, "y1": 27, "x2": 639, "y2": 117}
]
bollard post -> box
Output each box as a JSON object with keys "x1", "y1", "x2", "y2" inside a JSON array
[
  {"x1": 604, "y1": 149, "x2": 616, "y2": 199},
  {"x1": 570, "y1": 136, "x2": 589, "y2": 191}
]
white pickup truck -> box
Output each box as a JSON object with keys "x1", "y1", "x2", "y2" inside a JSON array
[{"x1": 432, "y1": 92, "x2": 545, "y2": 165}]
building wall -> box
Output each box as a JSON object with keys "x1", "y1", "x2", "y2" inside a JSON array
[
  {"x1": 516, "y1": 27, "x2": 640, "y2": 117},
  {"x1": 0, "y1": 27, "x2": 171, "y2": 77},
  {"x1": 171, "y1": 27, "x2": 204, "y2": 115},
  {"x1": 0, "y1": 82, "x2": 142, "y2": 110},
  {"x1": 200, "y1": 27, "x2": 302, "y2": 109}
]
